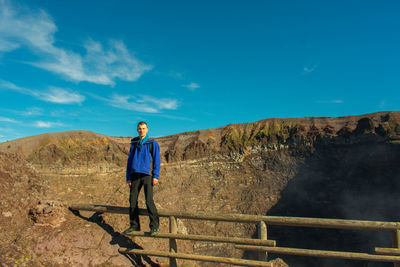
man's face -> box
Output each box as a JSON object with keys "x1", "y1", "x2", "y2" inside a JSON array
[{"x1": 137, "y1": 124, "x2": 148, "y2": 138}]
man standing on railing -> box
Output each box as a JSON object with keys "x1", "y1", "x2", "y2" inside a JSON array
[{"x1": 123, "y1": 121, "x2": 160, "y2": 236}]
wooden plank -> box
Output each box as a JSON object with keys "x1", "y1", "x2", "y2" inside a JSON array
[
  {"x1": 258, "y1": 221, "x2": 268, "y2": 261},
  {"x1": 169, "y1": 216, "x2": 178, "y2": 267},
  {"x1": 393, "y1": 230, "x2": 400, "y2": 267},
  {"x1": 123, "y1": 231, "x2": 276, "y2": 246},
  {"x1": 118, "y1": 248, "x2": 273, "y2": 267},
  {"x1": 235, "y1": 245, "x2": 400, "y2": 263},
  {"x1": 161, "y1": 211, "x2": 400, "y2": 231},
  {"x1": 375, "y1": 247, "x2": 400, "y2": 256},
  {"x1": 69, "y1": 204, "x2": 400, "y2": 232}
]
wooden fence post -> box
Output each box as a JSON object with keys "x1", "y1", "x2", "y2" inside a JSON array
[
  {"x1": 393, "y1": 229, "x2": 400, "y2": 267},
  {"x1": 258, "y1": 221, "x2": 268, "y2": 261},
  {"x1": 169, "y1": 216, "x2": 178, "y2": 267}
]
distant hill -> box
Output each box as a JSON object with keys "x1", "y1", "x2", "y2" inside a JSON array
[{"x1": 3, "y1": 111, "x2": 398, "y2": 164}]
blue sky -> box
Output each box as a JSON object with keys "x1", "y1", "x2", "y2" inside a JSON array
[{"x1": 0, "y1": 0, "x2": 399, "y2": 142}]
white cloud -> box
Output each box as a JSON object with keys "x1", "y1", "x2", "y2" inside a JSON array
[
  {"x1": 49, "y1": 109, "x2": 80, "y2": 117},
  {"x1": 183, "y1": 82, "x2": 200, "y2": 91},
  {"x1": 138, "y1": 95, "x2": 178, "y2": 110},
  {"x1": 316, "y1": 99, "x2": 343, "y2": 104},
  {"x1": 34, "y1": 120, "x2": 63, "y2": 128},
  {"x1": 110, "y1": 94, "x2": 157, "y2": 113},
  {"x1": 303, "y1": 67, "x2": 315, "y2": 73},
  {"x1": 0, "y1": 79, "x2": 24, "y2": 92},
  {"x1": 0, "y1": 78, "x2": 85, "y2": 104},
  {"x1": 169, "y1": 70, "x2": 184, "y2": 80},
  {"x1": 0, "y1": 0, "x2": 57, "y2": 52},
  {"x1": 107, "y1": 94, "x2": 157, "y2": 113},
  {"x1": 38, "y1": 87, "x2": 85, "y2": 104},
  {"x1": 156, "y1": 113, "x2": 195, "y2": 121},
  {"x1": 0, "y1": 0, "x2": 151, "y2": 85},
  {"x1": 0, "y1": 116, "x2": 18, "y2": 123},
  {"x1": 300, "y1": 63, "x2": 319, "y2": 76},
  {"x1": 0, "y1": 39, "x2": 20, "y2": 52},
  {"x1": 97, "y1": 93, "x2": 178, "y2": 113},
  {"x1": 20, "y1": 107, "x2": 43, "y2": 116},
  {"x1": 0, "y1": 127, "x2": 14, "y2": 132}
]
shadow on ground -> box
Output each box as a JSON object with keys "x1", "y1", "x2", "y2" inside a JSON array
[{"x1": 70, "y1": 209, "x2": 160, "y2": 267}]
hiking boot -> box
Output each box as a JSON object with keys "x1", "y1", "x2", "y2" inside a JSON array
[
  {"x1": 122, "y1": 226, "x2": 140, "y2": 235},
  {"x1": 150, "y1": 228, "x2": 159, "y2": 236}
]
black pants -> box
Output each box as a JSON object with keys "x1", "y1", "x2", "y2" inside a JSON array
[{"x1": 129, "y1": 173, "x2": 159, "y2": 230}]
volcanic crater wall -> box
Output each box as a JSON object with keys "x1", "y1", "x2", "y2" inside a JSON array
[
  {"x1": 157, "y1": 111, "x2": 400, "y2": 266},
  {"x1": 1, "y1": 111, "x2": 400, "y2": 266}
]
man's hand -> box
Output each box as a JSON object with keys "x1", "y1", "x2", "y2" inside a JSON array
[
  {"x1": 153, "y1": 178, "x2": 159, "y2": 185},
  {"x1": 126, "y1": 181, "x2": 131, "y2": 187}
]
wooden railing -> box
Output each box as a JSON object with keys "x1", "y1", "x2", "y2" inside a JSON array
[{"x1": 69, "y1": 204, "x2": 400, "y2": 267}]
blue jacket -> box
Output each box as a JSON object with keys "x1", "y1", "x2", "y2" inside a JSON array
[{"x1": 126, "y1": 137, "x2": 160, "y2": 181}]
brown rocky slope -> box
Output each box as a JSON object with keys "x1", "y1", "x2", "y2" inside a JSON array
[{"x1": 0, "y1": 111, "x2": 399, "y2": 266}]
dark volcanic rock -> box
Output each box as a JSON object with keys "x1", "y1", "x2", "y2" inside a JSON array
[{"x1": 267, "y1": 140, "x2": 400, "y2": 267}]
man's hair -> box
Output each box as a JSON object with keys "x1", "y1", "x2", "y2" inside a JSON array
[{"x1": 137, "y1": 121, "x2": 148, "y2": 127}]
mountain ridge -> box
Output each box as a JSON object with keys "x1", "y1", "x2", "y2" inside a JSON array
[{"x1": 2, "y1": 110, "x2": 398, "y2": 165}]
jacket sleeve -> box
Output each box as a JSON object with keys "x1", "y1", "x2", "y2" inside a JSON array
[
  {"x1": 126, "y1": 144, "x2": 134, "y2": 182},
  {"x1": 152, "y1": 141, "x2": 161, "y2": 179}
]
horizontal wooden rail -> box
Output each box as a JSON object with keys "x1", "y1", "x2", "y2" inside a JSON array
[
  {"x1": 70, "y1": 204, "x2": 400, "y2": 232},
  {"x1": 71, "y1": 204, "x2": 400, "y2": 266},
  {"x1": 375, "y1": 247, "x2": 400, "y2": 256},
  {"x1": 118, "y1": 248, "x2": 273, "y2": 267},
  {"x1": 235, "y1": 245, "x2": 400, "y2": 263},
  {"x1": 123, "y1": 231, "x2": 276, "y2": 246}
]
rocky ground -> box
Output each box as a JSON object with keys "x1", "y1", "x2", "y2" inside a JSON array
[{"x1": 0, "y1": 111, "x2": 399, "y2": 266}]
